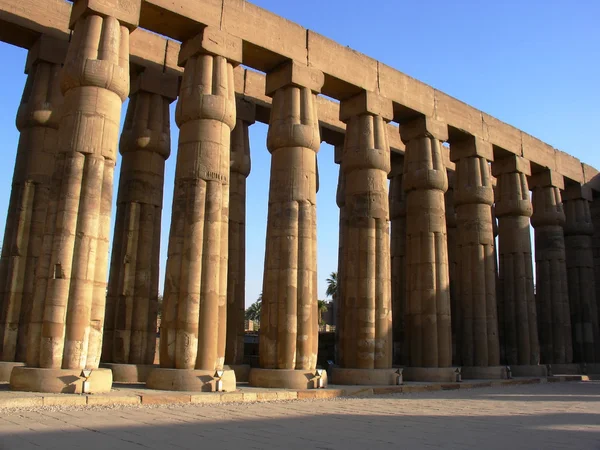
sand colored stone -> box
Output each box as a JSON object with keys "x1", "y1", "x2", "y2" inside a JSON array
[
  {"x1": 530, "y1": 170, "x2": 573, "y2": 364},
  {"x1": 24, "y1": 3, "x2": 136, "y2": 373},
  {"x1": 257, "y1": 61, "x2": 323, "y2": 373},
  {"x1": 0, "y1": 36, "x2": 65, "y2": 364},
  {"x1": 591, "y1": 196, "x2": 600, "y2": 360},
  {"x1": 225, "y1": 97, "x2": 254, "y2": 366},
  {"x1": 493, "y1": 155, "x2": 539, "y2": 366},
  {"x1": 400, "y1": 117, "x2": 452, "y2": 368},
  {"x1": 450, "y1": 137, "x2": 499, "y2": 367},
  {"x1": 160, "y1": 27, "x2": 240, "y2": 372},
  {"x1": 102, "y1": 70, "x2": 177, "y2": 366},
  {"x1": 389, "y1": 154, "x2": 407, "y2": 366},
  {"x1": 334, "y1": 144, "x2": 345, "y2": 363},
  {"x1": 445, "y1": 171, "x2": 458, "y2": 365},
  {"x1": 336, "y1": 91, "x2": 392, "y2": 372},
  {"x1": 563, "y1": 184, "x2": 600, "y2": 363}
]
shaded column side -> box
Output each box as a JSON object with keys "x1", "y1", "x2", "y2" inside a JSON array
[{"x1": 444, "y1": 171, "x2": 458, "y2": 365}]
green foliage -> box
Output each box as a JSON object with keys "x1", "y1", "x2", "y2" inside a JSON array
[{"x1": 245, "y1": 292, "x2": 262, "y2": 323}]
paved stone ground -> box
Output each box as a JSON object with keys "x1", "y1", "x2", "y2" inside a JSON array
[{"x1": 0, "y1": 382, "x2": 598, "y2": 450}]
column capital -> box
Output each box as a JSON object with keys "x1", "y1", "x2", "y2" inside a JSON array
[
  {"x1": 131, "y1": 70, "x2": 179, "y2": 102},
  {"x1": 528, "y1": 169, "x2": 564, "y2": 190},
  {"x1": 563, "y1": 183, "x2": 593, "y2": 202},
  {"x1": 265, "y1": 61, "x2": 324, "y2": 97},
  {"x1": 449, "y1": 135, "x2": 493, "y2": 163},
  {"x1": 399, "y1": 116, "x2": 448, "y2": 144},
  {"x1": 69, "y1": 0, "x2": 141, "y2": 31},
  {"x1": 339, "y1": 90, "x2": 393, "y2": 123},
  {"x1": 25, "y1": 35, "x2": 68, "y2": 74},
  {"x1": 179, "y1": 27, "x2": 243, "y2": 66},
  {"x1": 492, "y1": 154, "x2": 531, "y2": 177},
  {"x1": 235, "y1": 97, "x2": 256, "y2": 125}
]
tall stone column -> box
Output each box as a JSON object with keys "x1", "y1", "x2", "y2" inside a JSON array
[
  {"x1": 334, "y1": 144, "x2": 346, "y2": 365},
  {"x1": 564, "y1": 184, "x2": 600, "y2": 363},
  {"x1": 224, "y1": 97, "x2": 255, "y2": 380},
  {"x1": 493, "y1": 155, "x2": 543, "y2": 375},
  {"x1": 248, "y1": 62, "x2": 324, "y2": 389},
  {"x1": 10, "y1": 0, "x2": 140, "y2": 394},
  {"x1": 450, "y1": 137, "x2": 502, "y2": 378},
  {"x1": 530, "y1": 171, "x2": 573, "y2": 367},
  {"x1": 0, "y1": 37, "x2": 66, "y2": 381},
  {"x1": 390, "y1": 154, "x2": 406, "y2": 366},
  {"x1": 147, "y1": 28, "x2": 241, "y2": 392},
  {"x1": 331, "y1": 91, "x2": 396, "y2": 386},
  {"x1": 400, "y1": 117, "x2": 454, "y2": 382},
  {"x1": 101, "y1": 70, "x2": 177, "y2": 382},
  {"x1": 445, "y1": 171, "x2": 458, "y2": 365}
]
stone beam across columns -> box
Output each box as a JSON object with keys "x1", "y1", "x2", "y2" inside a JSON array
[
  {"x1": 400, "y1": 117, "x2": 457, "y2": 382},
  {"x1": 100, "y1": 69, "x2": 178, "y2": 383},
  {"x1": 563, "y1": 184, "x2": 600, "y2": 364},
  {"x1": 224, "y1": 96, "x2": 255, "y2": 383},
  {"x1": 10, "y1": 0, "x2": 140, "y2": 394},
  {"x1": 147, "y1": 27, "x2": 241, "y2": 392},
  {"x1": 450, "y1": 136, "x2": 503, "y2": 379},
  {"x1": 492, "y1": 154, "x2": 546, "y2": 376},
  {"x1": 248, "y1": 61, "x2": 325, "y2": 390},
  {"x1": 331, "y1": 91, "x2": 397, "y2": 386},
  {"x1": 0, "y1": 35, "x2": 67, "y2": 382}
]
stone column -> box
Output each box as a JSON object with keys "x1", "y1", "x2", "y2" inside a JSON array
[
  {"x1": 331, "y1": 91, "x2": 395, "y2": 386},
  {"x1": 147, "y1": 28, "x2": 241, "y2": 392},
  {"x1": 10, "y1": 0, "x2": 139, "y2": 394},
  {"x1": 0, "y1": 37, "x2": 66, "y2": 381},
  {"x1": 493, "y1": 155, "x2": 544, "y2": 375},
  {"x1": 564, "y1": 184, "x2": 600, "y2": 364},
  {"x1": 248, "y1": 62, "x2": 324, "y2": 390},
  {"x1": 101, "y1": 70, "x2": 177, "y2": 382},
  {"x1": 445, "y1": 171, "x2": 458, "y2": 365},
  {"x1": 390, "y1": 154, "x2": 407, "y2": 367},
  {"x1": 224, "y1": 97, "x2": 255, "y2": 380},
  {"x1": 450, "y1": 137, "x2": 502, "y2": 378},
  {"x1": 530, "y1": 171, "x2": 573, "y2": 367},
  {"x1": 400, "y1": 117, "x2": 454, "y2": 382},
  {"x1": 334, "y1": 144, "x2": 345, "y2": 365}
]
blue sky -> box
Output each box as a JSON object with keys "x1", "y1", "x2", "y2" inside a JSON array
[{"x1": 0, "y1": 0, "x2": 598, "y2": 307}]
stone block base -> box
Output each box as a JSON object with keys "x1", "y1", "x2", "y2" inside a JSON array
[
  {"x1": 546, "y1": 363, "x2": 581, "y2": 376},
  {"x1": 583, "y1": 363, "x2": 600, "y2": 374},
  {"x1": 0, "y1": 362, "x2": 25, "y2": 382},
  {"x1": 331, "y1": 368, "x2": 401, "y2": 385},
  {"x1": 249, "y1": 368, "x2": 326, "y2": 389},
  {"x1": 10, "y1": 367, "x2": 113, "y2": 394},
  {"x1": 225, "y1": 364, "x2": 251, "y2": 382},
  {"x1": 403, "y1": 367, "x2": 460, "y2": 382},
  {"x1": 100, "y1": 363, "x2": 158, "y2": 383},
  {"x1": 146, "y1": 368, "x2": 236, "y2": 392},
  {"x1": 461, "y1": 366, "x2": 508, "y2": 380},
  {"x1": 508, "y1": 365, "x2": 548, "y2": 377}
]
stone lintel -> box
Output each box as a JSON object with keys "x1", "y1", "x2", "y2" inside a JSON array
[
  {"x1": 339, "y1": 90, "x2": 393, "y2": 123},
  {"x1": 69, "y1": 0, "x2": 141, "y2": 31},
  {"x1": 334, "y1": 144, "x2": 343, "y2": 165},
  {"x1": 528, "y1": 170, "x2": 565, "y2": 190},
  {"x1": 491, "y1": 154, "x2": 531, "y2": 177},
  {"x1": 449, "y1": 135, "x2": 493, "y2": 163},
  {"x1": 235, "y1": 97, "x2": 256, "y2": 124},
  {"x1": 563, "y1": 183, "x2": 593, "y2": 202},
  {"x1": 25, "y1": 35, "x2": 68, "y2": 74},
  {"x1": 265, "y1": 60, "x2": 324, "y2": 97},
  {"x1": 399, "y1": 116, "x2": 448, "y2": 144},
  {"x1": 131, "y1": 70, "x2": 179, "y2": 101},
  {"x1": 178, "y1": 27, "x2": 243, "y2": 67}
]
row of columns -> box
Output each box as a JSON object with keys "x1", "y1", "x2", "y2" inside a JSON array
[{"x1": 0, "y1": 0, "x2": 599, "y2": 391}]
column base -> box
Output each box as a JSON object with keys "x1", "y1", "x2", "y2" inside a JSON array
[
  {"x1": 331, "y1": 368, "x2": 401, "y2": 385},
  {"x1": 582, "y1": 363, "x2": 600, "y2": 374},
  {"x1": 9, "y1": 367, "x2": 113, "y2": 394},
  {"x1": 100, "y1": 363, "x2": 158, "y2": 383},
  {"x1": 146, "y1": 368, "x2": 236, "y2": 392},
  {"x1": 461, "y1": 366, "x2": 509, "y2": 380},
  {"x1": 403, "y1": 367, "x2": 460, "y2": 382},
  {"x1": 546, "y1": 363, "x2": 581, "y2": 376},
  {"x1": 0, "y1": 361, "x2": 25, "y2": 382},
  {"x1": 224, "y1": 364, "x2": 251, "y2": 382},
  {"x1": 508, "y1": 364, "x2": 548, "y2": 377},
  {"x1": 248, "y1": 368, "x2": 326, "y2": 389}
]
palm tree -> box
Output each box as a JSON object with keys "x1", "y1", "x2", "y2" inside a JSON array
[
  {"x1": 245, "y1": 292, "x2": 262, "y2": 323},
  {"x1": 317, "y1": 299, "x2": 328, "y2": 326},
  {"x1": 325, "y1": 271, "x2": 337, "y2": 300}
]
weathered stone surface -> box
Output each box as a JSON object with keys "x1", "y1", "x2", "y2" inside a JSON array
[{"x1": 445, "y1": 171, "x2": 458, "y2": 365}]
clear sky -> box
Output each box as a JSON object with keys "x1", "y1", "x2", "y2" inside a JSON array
[{"x1": 0, "y1": 0, "x2": 598, "y2": 308}]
